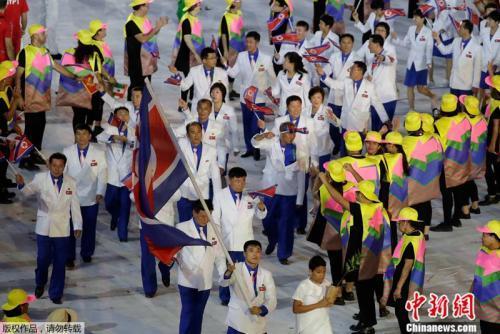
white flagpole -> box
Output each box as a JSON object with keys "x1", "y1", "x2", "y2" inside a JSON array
[
  {"x1": 144, "y1": 79, "x2": 255, "y2": 308},
  {"x1": 6, "y1": 160, "x2": 18, "y2": 175}
]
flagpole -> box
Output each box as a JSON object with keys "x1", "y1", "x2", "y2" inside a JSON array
[
  {"x1": 144, "y1": 79, "x2": 255, "y2": 308},
  {"x1": 6, "y1": 160, "x2": 19, "y2": 175}
]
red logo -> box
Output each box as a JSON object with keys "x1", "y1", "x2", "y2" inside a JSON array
[
  {"x1": 211, "y1": 237, "x2": 217, "y2": 246},
  {"x1": 209, "y1": 135, "x2": 216, "y2": 140},
  {"x1": 65, "y1": 189, "x2": 72, "y2": 195},
  {"x1": 90, "y1": 160, "x2": 98, "y2": 166},
  {"x1": 247, "y1": 203, "x2": 253, "y2": 209},
  {"x1": 317, "y1": 115, "x2": 324, "y2": 121},
  {"x1": 223, "y1": 115, "x2": 230, "y2": 120},
  {"x1": 296, "y1": 81, "x2": 302, "y2": 86},
  {"x1": 362, "y1": 94, "x2": 368, "y2": 98},
  {"x1": 259, "y1": 285, "x2": 266, "y2": 292}
]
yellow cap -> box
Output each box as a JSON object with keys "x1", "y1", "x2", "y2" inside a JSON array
[
  {"x1": 0, "y1": 60, "x2": 18, "y2": 82},
  {"x1": 326, "y1": 161, "x2": 345, "y2": 183},
  {"x1": 2, "y1": 289, "x2": 36, "y2": 311},
  {"x1": 184, "y1": 0, "x2": 202, "y2": 11},
  {"x1": 477, "y1": 220, "x2": 500, "y2": 239},
  {"x1": 421, "y1": 113, "x2": 434, "y2": 134},
  {"x1": 365, "y1": 131, "x2": 382, "y2": 143},
  {"x1": 130, "y1": 0, "x2": 153, "y2": 7},
  {"x1": 344, "y1": 131, "x2": 363, "y2": 152},
  {"x1": 357, "y1": 180, "x2": 379, "y2": 202},
  {"x1": 89, "y1": 19, "x2": 108, "y2": 36},
  {"x1": 459, "y1": 95, "x2": 480, "y2": 116},
  {"x1": 441, "y1": 93, "x2": 458, "y2": 113},
  {"x1": 74, "y1": 29, "x2": 94, "y2": 45},
  {"x1": 395, "y1": 207, "x2": 423, "y2": 222},
  {"x1": 485, "y1": 75, "x2": 500, "y2": 92},
  {"x1": 384, "y1": 131, "x2": 403, "y2": 146},
  {"x1": 405, "y1": 111, "x2": 422, "y2": 132},
  {"x1": 28, "y1": 24, "x2": 47, "y2": 36},
  {"x1": 46, "y1": 308, "x2": 79, "y2": 322}
]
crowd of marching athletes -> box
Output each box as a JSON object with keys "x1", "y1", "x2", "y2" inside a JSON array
[{"x1": 0, "y1": 0, "x2": 499, "y2": 333}]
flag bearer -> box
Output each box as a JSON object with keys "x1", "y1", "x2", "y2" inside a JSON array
[{"x1": 16, "y1": 153, "x2": 82, "y2": 304}]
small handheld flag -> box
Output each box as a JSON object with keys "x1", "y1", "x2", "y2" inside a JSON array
[
  {"x1": 113, "y1": 83, "x2": 128, "y2": 99},
  {"x1": 267, "y1": 8, "x2": 290, "y2": 32},
  {"x1": 305, "y1": 43, "x2": 331, "y2": 56},
  {"x1": 384, "y1": 8, "x2": 406, "y2": 20},
  {"x1": 264, "y1": 87, "x2": 280, "y2": 106},
  {"x1": 418, "y1": 4, "x2": 435, "y2": 17},
  {"x1": 271, "y1": 33, "x2": 300, "y2": 45},
  {"x1": 303, "y1": 55, "x2": 329, "y2": 64},
  {"x1": 164, "y1": 73, "x2": 182, "y2": 86},
  {"x1": 248, "y1": 185, "x2": 277, "y2": 199},
  {"x1": 82, "y1": 75, "x2": 98, "y2": 95}
]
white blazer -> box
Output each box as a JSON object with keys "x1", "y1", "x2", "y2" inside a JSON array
[
  {"x1": 175, "y1": 219, "x2": 226, "y2": 291},
  {"x1": 21, "y1": 172, "x2": 82, "y2": 237},
  {"x1": 227, "y1": 50, "x2": 276, "y2": 104},
  {"x1": 274, "y1": 39, "x2": 312, "y2": 65},
  {"x1": 304, "y1": 104, "x2": 338, "y2": 161},
  {"x1": 366, "y1": 48, "x2": 398, "y2": 103},
  {"x1": 96, "y1": 124, "x2": 135, "y2": 187},
  {"x1": 432, "y1": 9, "x2": 458, "y2": 41},
  {"x1": 310, "y1": 31, "x2": 340, "y2": 60},
  {"x1": 212, "y1": 187, "x2": 267, "y2": 252},
  {"x1": 437, "y1": 36, "x2": 483, "y2": 90},
  {"x1": 393, "y1": 25, "x2": 433, "y2": 71},
  {"x1": 323, "y1": 51, "x2": 360, "y2": 106},
  {"x1": 221, "y1": 262, "x2": 277, "y2": 334},
  {"x1": 480, "y1": 27, "x2": 500, "y2": 71},
  {"x1": 101, "y1": 93, "x2": 139, "y2": 128},
  {"x1": 62, "y1": 143, "x2": 107, "y2": 207},
  {"x1": 214, "y1": 103, "x2": 240, "y2": 155},
  {"x1": 251, "y1": 136, "x2": 305, "y2": 204},
  {"x1": 323, "y1": 77, "x2": 388, "y2": 132},
  {"x1": 180, "y1": 64, "x2": 229, "y2": 109},
  {"x1": 178, "y1": 137, "x2": 222, "y2": 200},
  {"x1": 354, "y1": 12, "x2": 393, "y2": 35},
  {"x1": 272, "y1": 71, "x2": 311, "y2": 115},
  {"x1": 356, "y1": 38, "x2": 396, "y2": 66}
]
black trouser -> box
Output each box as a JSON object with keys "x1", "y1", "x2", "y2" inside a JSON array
[
  {"x1": 355, "y1": 276, "x2": 377, "y2": 327},
  {"x1": 128, "y1": 72, "x2": 151, "y2": 101},
  {"x1": 92, "y1": 92, "x2": 104, "y2": 123},
  {"x1": 411, "y1": 201, "x2": 432, "y2": 227},
  {"x1": 24, "y1": 112, "x2": 46, "y2": 150},
  {"x1": 439, "y1": 172, "x2": 466, "y2": 225},
  {"x1": 72, "y1": 107, "x2": 93, "y2": 130},
  {"x1": 463, "y1": 180, "x2": 479, "y2": 205},
  {"x1": 395, "y1": 297, "x2": 410, "y2": 334},
  {"x1": 480, "y1": 320, "x2": 500, "y2": 334},
  {"x1": 390, "y1": 221, "x2": 398, "y2": 252},
  {"x1": 313, "y1": 0, "x2": 326, "y2": 32},
  {"x1": 485, "y1": 151, "x2": 500, "y2": 196},
  {"x1": 0, "y1": 144, "x2": 8, "y2": 185},
  {"x1": 327, "y1": 249, "x2": 343, "y2": 286},
  {"x1": 374, "y1": 273, "x2": 384, "y2": 304}
]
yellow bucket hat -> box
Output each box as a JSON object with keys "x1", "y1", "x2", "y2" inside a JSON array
[
  {"x1": 357, "y1": 180, "x2": 379, "y2": 202},
  {"x1": 74, "y1": 29, "x2": 94, "y2": 46},
  {"x1": 184, "y1": 0, "x2": 202, "y2": 11},
  {"x1": 394, "y1": 207, "x2": 423, "y2": 222},
  {"x1": 441, "y1": 93, "x2": 458, "y2": 113},
  {"x1": 47, "y1": 308, "x2": 79, "y2": 322},
  {"x1": 459, "y1": 95, "x2": 480, "y2": 116},
  {"x1": 2, "y1": 289, "x2": 36, "y2": 311},
  {"x1": 28, "y1": 24, "x2": 47, "y2": 36},
  {"x1": 344, "y1": 131, "x2": 362, "y2": 152},
  {"x1": 326, "y1": 161, "x2": 345, "y2": 183},
  {"x1": 477, "y1": 220, "x2": 500, "y2": 238},
  {"x1": 404, "y1": 111, "x2": 422, "y2": 132},
  {"x1": 89, "y1": 19, "x2": 108, "y2": 36},
  {"x1": 130, "y1": 0, "x2": 153, "y2": 7},
  {"x1": 486, "y1": 75, "x2": 500, "y2": 92},
  {"x1": 0, "y1": 60, "x2": 18, "y2": 82},
  {"x1": 365, "y1": 131, "x2": 382, "y2": 143},
  {"x1": 384, "y1": 131, "x2": 403, "y2": 146},
  {"x1": 421, "y1": 113, "x2": 434, "y2": 134}
]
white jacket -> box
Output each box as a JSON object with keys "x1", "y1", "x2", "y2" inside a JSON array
[
  {"x1": 366, "y1": 48, "x2": 398, "y2": 103},
  {"x1": 274, "y1": 39, "x2": 312, "y2": 65},
  {"x1": 432, "y1": 9, "x2": 458, "y2": 42},
  {"x1": 354, "y1": 12, "x2": 393, "y2": 35},
  {"x1": 213, "y1": 103, "x2": 240, "y2": 155},
  {"x1": 62, "y1": 143, "x2": 107, "y2": 207},
  {"x1": 393, "y1": 25, "x2": 433, "y2": 71},
  {"x1": 251, "y1": 136, "x2": 305, "y2": 204},
  {"x1": 97, "y1": 123, "x2": 135, "y2": 187},
  {"x1": 322, "y1": 77, "x2": 388, "y2": 132},
  {"x1": 227, "y1": 50, "x2": 276, "y2": 104},
  {"x1": 221, "y1": 262, "x2": 277, "y2": 334},
  {"x1": 272, "y1": 71, "x2": 311, "y2": 116},
  {"x1": 480, "y1": 27, "x2": 500, "y2": 71},
  {"x1": 304, "y1": 104, "x2": 339, "y2": 160},
  {"x1": 212, "y1": 187, "x2": 267, "y2": 252},
  {"x1": 101, "y1": 93, "x2": 139, "y2": 128},
  {"x1": 21, "y1": 172, "x2": 82, "y2": 237},
  {"x1": 437, "y1": 36, "x2": 483, "y2": 90},
  {"x1": 309, "y1": 31, "x2": 340, "y2": 60},
  {"x1": 323, "y1": 51, "x2": 360, "y2": 106},
  {"x1": 178, "y1": 137, "x2": 222, "y2": 200},
  {"x1": 180, "y1": 64, "x2": 229, "y2": 110},
  {"x1": 176, "y1": 219, "x2": 226, "y2": 291}
]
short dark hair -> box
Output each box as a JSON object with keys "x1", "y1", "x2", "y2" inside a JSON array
[
  {"x1": 114, "y1": 106, "x2": 129, "y2": 114},
  {"x1": 0, "y1": 0, "x2": 7, "y2": 9},
  {"x1": 371, "y1": 0, "x2": 385, "y2": 10},
  {"x1": 197, "y1": 98, "x2": 213, "y2": 110},
  {"x1": 246, "y1": 31, "x2": 261, "y2": 42},
  {"x1": 308, "y1": 86, "x2": 325, "y2": 101},
  {"x1": 74, "y1": 123, "x2": 92, "y2": 134},
  {"x1": 228, "y1": 167, "x2": 247, "y2": 179},
  {"x1": 340, "y1": 33, "x2": 354, "y2": 43},
  {"x1": 485, "y1": 3, "x2": 498, "y2": 11},
  {"x1": 353, "y1": 61, "x2": 367, "y2": 75},
  {"x1": 375, "y1": 21, "x2": 391, "y2": 37},
  {"x1": 309, "y1": 255, "x2": 327, "y2": 271},
  {"x1": 49, "y1": 152, "x2": 67, "y2": 165},
  {"x1": 461, "y1": 20, "x2": 473, "y2": 34},
  {"x1": 320, "y1": 14, "x2": 334, "y2": 27},
  {"x1": 370, "y1": 34, "x2": 385, "y2": 47},
  {"x1": 286, "y1": 95, "x2": 302, "y2": 107},
  {"x1": 201, "y1": 47, "x2": 216, "y2": 60},
  {"x1": 192, "y1": 199, "x2": 213, "y2": 213},
  {"x1": 132, "y1": 4, "x2": 145, "y2": 11},
  {"x1": 413, "y1": 9, "x2": 425, "y2": 19},
  {"x1": 210, "y1": 82, "x2": 227, "y2": 102},
  {"x1": 296, "y1": 20, "x2": 310, "y2": 31},
  {"x1": 186, "y1": 121, "x2": 202, "y2": 133},
  {"x1": 131, "y1": 86, "x2": 143, "y2": 94},
  {"x1": 488, "y1": 10, "x2": 500, "y2": 22},
  {"x1": 244, "y1": 240, "x2": 262, "y2": 252}
]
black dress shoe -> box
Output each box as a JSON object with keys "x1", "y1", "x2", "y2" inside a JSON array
[
  {"x1": 430, "y1": 223, "x2": 453, "y2": 232},
  {"x1": 92, "y1": 126, "x2": 104, "y2": 138},
  {"x1": 296, "y1": 228, "x2": 306, "y2": 235},
  {"x1": 4, "y1": 179, "x2": 17, "y2": 188},
  {"x1": 342, "y1": 288, "x2": 355, "y2": 301},
  {"x1": 6, "y1": 191, "x2": 15, "y2": 198},
  {"x1": 145, "y1": 292, "x2": 155, "y2": 298},
  {"x1": 51, "y1": 298, "x2": 62, "y2": 304},
  {"x1": 229, "y1": 90, "x2": 240, "y2": 100},
  {"x1": 353, "y1": 326, "x2": 375, "y2": 334},
  {"x1": 470, "y1": 207, "x2": 481, "y2": 214},
  {"x1": 66, "y1": 260, "x2": 75, "y2": 269},
  {"x1": 460, "y1": 213, "x2": 471, "y2": 219},
  {"x1": 379, "y1": 307, "x2": 390, "y2": 317},
  {"x1": 162, "y1": 276, "x2": 170, "y2": 288},
  {"x1": 0, "y1": 196, "x2": 13, "y2": 204},
  {"x1": 35, "y1": 286, "x2": 44, "y2": 298},
  {"x1": 352, "y1": 313, "x2": 360, "y2": 320},
  {"x1": 241, "y1": 151, "x2": 254, "y2": 158},
  {"x1": 350, "y1": 322, "x2": 365, "y2": 331},
  {"x1": 479, "y1": 196, "x2": 498, "y2": 206},
  {"x1": 221, "y1": 300, "x2": 229, "y2": 306},
  {"x1": 279, "y1": 259, "x2": 289, "y2": 265},
  {"x1": 110, "y1": 221, "x2": 117, "y2": 231},
  {"x1": 265, "y1": 244, "x2": 275, "y2": 255},
  {"x1": 253, "y1": 149, "x2": 260, "y2": 161},
  {"x1": 334, "y1": 296, "x2": 345, "y2": 305},
  {"x1": 32, "y1": 154, "x2": 47, "y2": 165},
  {"x1": 19, "y1": 160, "x2": 40, "y2": 171},
  {"x1": 452, "y1": 219, "x2": 462, "y2": 227},
  {"x1": 82, "y1": 256, "x2": 92, "y2": 263},
  {"x1": 119, "y1": 238, "x2": 128, "y2": 242}
]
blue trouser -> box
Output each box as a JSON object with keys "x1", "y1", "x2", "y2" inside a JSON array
[
  {"x1": 179, "y1": 285, "x2": 211, "y2": 334},
  {"x1": 450, "y1": 88, "x2": 473, "y2": 98},
  {"x1": 371, "y1": 100, "x2": 397, "y2": 131},
  {"x1": 36, "y1": 234, "x2": 70, "y2": 300},
  {"x1": 328, "y1": 104, "x2": 342, "y2": 154},
  {"x1": 219, "y1": 251, "x2": 245, "y2": 304},
  {"x1": 264, "y1": 194, "x2": 297, "y2": 261},
  {"x1": 105, "y1": 184, "x2": 131, "y2": 241},
  {"x1": 241, "y1": 102, "x2": 264, "y2": 153},
  {"x1": 140, "y1": 228, "x2": 172, "y2": 296},
  {"x1": 68, "y1": 204, "x2": 99, "y2": 261},
  {"x1": 297, "y1": 173, "x2": 310, "y2": 230},
  {"x1": 227, "y1": 327, "x2": 245, "y2": 334},
  {"x1": 319, "y1": 153, "x2": 331, "y2": 172},
  {"x1": 177, "y1": 197, "x2": 196, "y2": 223}
]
